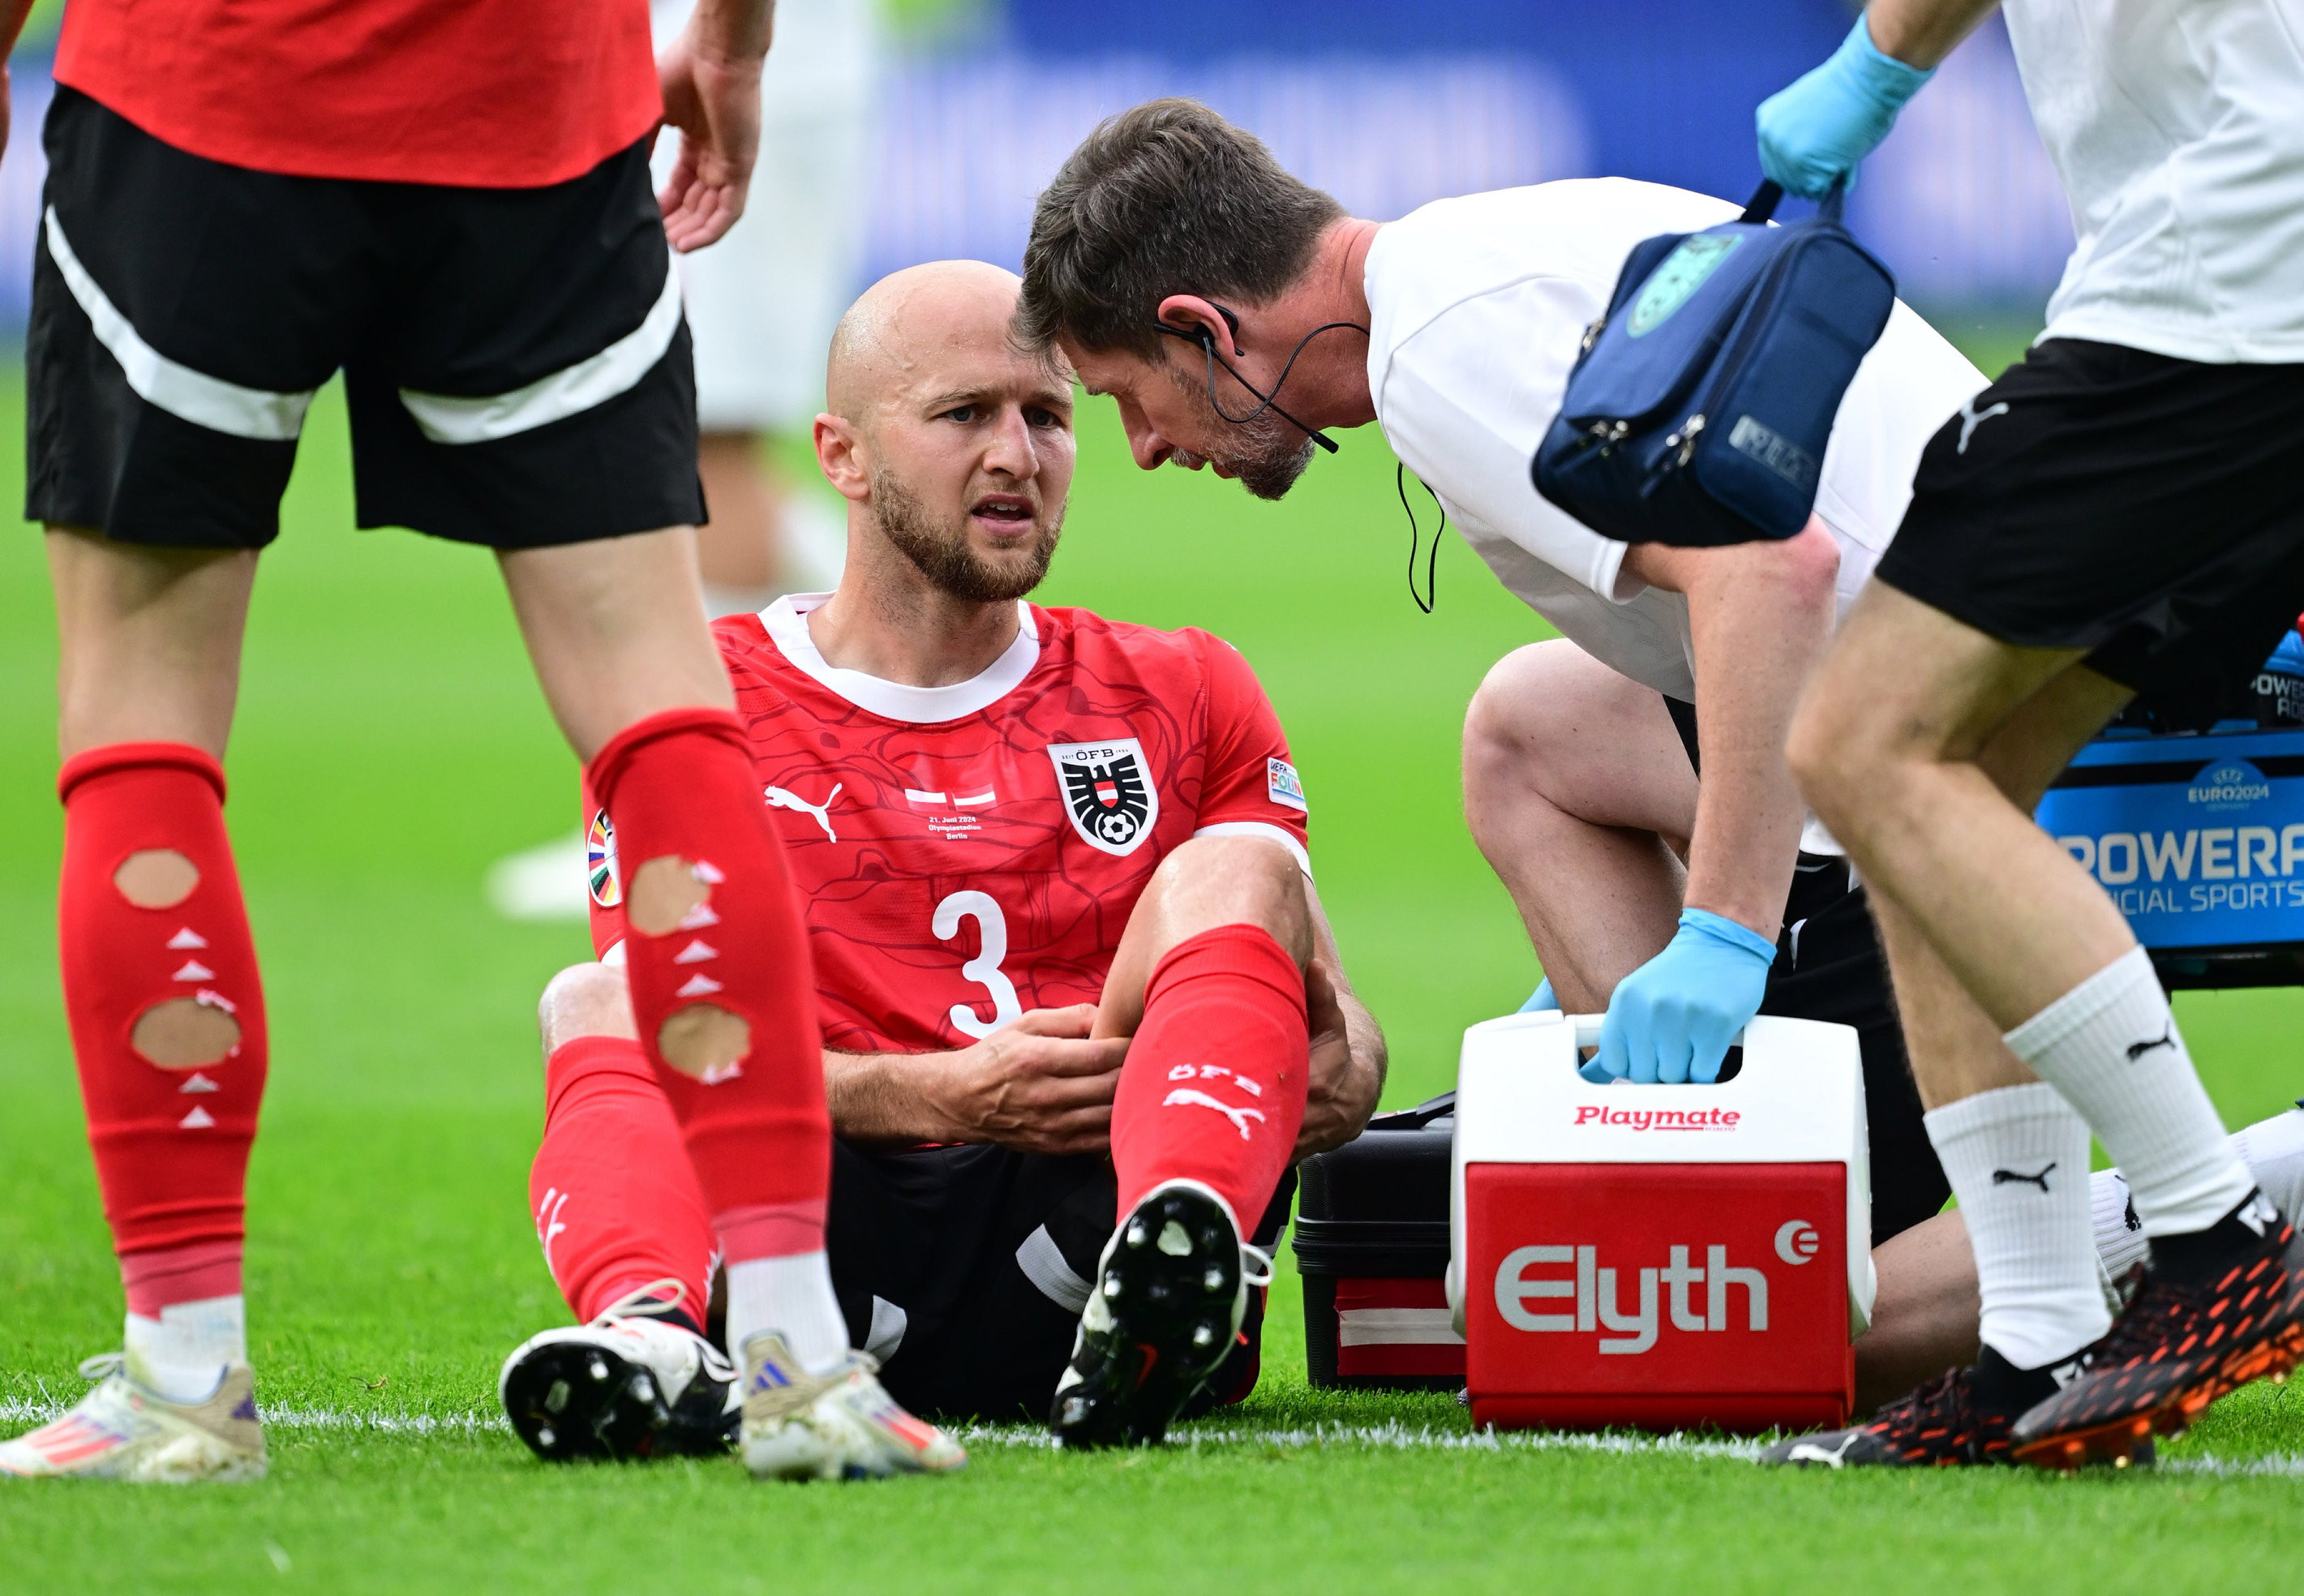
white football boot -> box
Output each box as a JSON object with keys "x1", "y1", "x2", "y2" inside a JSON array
[
  {"x1": 0, "y1": 1354, "x2": 265, "y2": 1482},
  {"x1": 736, "y1": 1332, "x2": 966, "y2": 1482},
  {"x1": 500, "y1": 1281, "x2": 739, "y2": 1461}
]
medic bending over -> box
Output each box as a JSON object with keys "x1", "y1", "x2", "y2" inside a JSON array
[{"x1": 496, "y1": 261, "x2": 1386, "y2": 1461}]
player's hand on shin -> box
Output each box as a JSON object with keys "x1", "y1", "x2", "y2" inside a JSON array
[
  {"x1": 1297, "y1": 958, "x2": 1381, "y2": 1158},
  {"x1": 654, "y1": 19, "x2": 766, "y2": 252},
  {"x1": 934, "y1": 1004, "x2": 1126, "y2": 1156}
]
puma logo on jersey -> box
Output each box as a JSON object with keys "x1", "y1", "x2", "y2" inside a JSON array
[
  {"x1": 1955, "y1": 397, "x2": 2010, "y2": 453},
  {"x1": 765, "y1": 782, "x2": 843, "y2": 843},
  {"x1": 1991, "y1": 1162, "x2": 2056, "y2": 1192},
  {"x1": 2126, "y1": 1026, "x2": 2177, "y2": 1062},
  {"x1": 1161, "y1": 1088, "x2": 1267, "y2": 1140}
]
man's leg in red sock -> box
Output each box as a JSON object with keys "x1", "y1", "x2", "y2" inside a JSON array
[
  {"x1": 526, "y1": 967, "x2": 716, "y2": 1328},
  {"x1": 59, "y1": 744, "x2": 267, "y2": 1401},
  {"x1": 1056, "y1": 834, "x2": 1383, "y2": 1448}
]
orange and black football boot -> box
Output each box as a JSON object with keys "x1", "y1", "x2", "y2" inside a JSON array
[
  {"x1": 1762, "y1": 1345, "x2": 2099, "y2": 1469},
  {"x1": 2012, "y1": 1190, "x2": 2304, "y2": 1470}
]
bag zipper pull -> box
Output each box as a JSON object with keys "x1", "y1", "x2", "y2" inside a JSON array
[
  {"x1": 1674, "y1": 412, "x2": 1706, "y2": 466},
  {"x1": 1580, "y1": 315, "x2": 1607, "y2": 354}
]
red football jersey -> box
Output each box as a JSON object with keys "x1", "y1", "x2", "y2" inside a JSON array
[
  {"x1": 56, "y1": 0, "x2": 660, "y2": 188},
  {"x1": 586, "y1": 597, "x2": 1311, "y2": 1053}
]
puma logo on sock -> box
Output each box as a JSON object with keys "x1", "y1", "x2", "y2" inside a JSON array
[
  {"x1": 2237, "y1": 1191, "x2": 2280, "y2": 1238},
  {"x1": 1991, "y1": 1163, "x2": 2056, "y2": 1192},
  {"x1": 2125, "y1": 1026, "x2": 2176, "y2": 1062}
]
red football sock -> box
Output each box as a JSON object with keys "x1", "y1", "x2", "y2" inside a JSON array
[
  {"x1": 59, "y1": 743, "x2": 266, "y2": 1306},
  {"x1": 531, "y1": 1036, "x2": 715, "y2": 1324},
  {"x1": 585, "y1": 708, "x2": 829, "y2": 1265},
  {"x1": 1112, "y1": 925, "x2": 1309, "y2": 1228}
]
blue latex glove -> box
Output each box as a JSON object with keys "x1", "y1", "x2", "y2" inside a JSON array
[
  {"x1": 1756, "y1": 15, "x2": 1935, "y2": 200},
  {"x1": 1586, "y1": 909, "x2": 1778, "y2": 1085},
  {"x1": 1519, "y1": 978, "x2": 1560, "y2": 1015}
]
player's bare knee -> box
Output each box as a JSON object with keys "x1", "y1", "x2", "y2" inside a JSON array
[
  {"x1": 658, "y1": 1004, "x2": 750, "y2": 1079},
  {"x1": 537, "y1": 962, "x2": 638, "y2": 1052},
  {"x1": 627, "y1": 854, "x2": 710, "y2": 937},
  {"x1": 1158, "y1": 834, "x2": 1311, "y2": 961},
  {"x1": 114, "y1": 848, "x2": 200, "y2": 910},
  {"x1": 131, "y1": 995, "x2": 240, "y2": 1068}
]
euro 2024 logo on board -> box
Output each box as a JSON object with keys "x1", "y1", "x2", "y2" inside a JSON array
[
  {"x1": 2189, "y1": 760, "x2": 2272, "y2": 813},
  {"x1": 1046, "y1": 739, "x2": 1158, "y2": 856}
]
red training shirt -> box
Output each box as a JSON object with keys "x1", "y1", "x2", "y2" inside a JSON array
[
  {"x1": 586, "y1": 595, "x2": 1312, "y2": 1054},
  {"x1": 55, "y1": 0, "x2": 662, "y2": 188}
]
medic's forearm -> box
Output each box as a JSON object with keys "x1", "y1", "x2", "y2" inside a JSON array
[
  {"x1": 1, "y1": 0, "x2": 40, "y2": 60},
  {"x1": 1861, "y1": 0, "x2": 2001, "y2": 71},
  {"x1": 1671, "y1": 529, "x2": 1841, "y2": 940}
]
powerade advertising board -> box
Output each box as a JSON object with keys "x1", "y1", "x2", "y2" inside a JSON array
[{"x1": 2035, "y1": 728, "x2": 2304, "y2": 987}]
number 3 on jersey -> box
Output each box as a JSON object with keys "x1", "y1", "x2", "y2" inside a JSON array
[{"x1": 933, "y1": 890, "x2": 1023, "y2": 1040}]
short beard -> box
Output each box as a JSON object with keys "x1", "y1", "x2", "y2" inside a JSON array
[
  {"x1": 869, "y1": 472, "x2": 1062, "y2": 603},
  {"x1": 1165, "y1": 363, "x2": 1318, "y2": 501}
]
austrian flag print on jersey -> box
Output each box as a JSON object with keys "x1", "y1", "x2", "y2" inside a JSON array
[{"x1": 1047, "y1": 740, "x2": 1159, "y2": 856}]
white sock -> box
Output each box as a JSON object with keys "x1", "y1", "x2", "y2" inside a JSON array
[
  {"x1": 725, "y1": 1251, "x2": 850, "y2": 1376},
  {"x1": 122, "y1": 1294, "x2": 245, "y2": 1403},
  {"x1": 2003, "y1": 947, "x2": 2258, "y2": 1236},
  {"x1": 1925, "y1": 1083, "x2": 2110, "y2": 1369}
]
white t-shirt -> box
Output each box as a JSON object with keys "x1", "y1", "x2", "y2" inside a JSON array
[
  {"x1": 2003, "y1": 0, "x2": 2304, "y2": 364},
  {"x1": 1365, "y1": 178, "x2": 1987, "y2": 704}
]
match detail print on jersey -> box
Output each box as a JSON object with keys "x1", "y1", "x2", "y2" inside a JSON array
[{"x1": 1046, "y1": 740, "x2": 1159, "y2": 857}]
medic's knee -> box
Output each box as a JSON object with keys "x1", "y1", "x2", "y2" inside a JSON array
[
  {"x1": 537, "y1": 962, "x2": 639, "y2": 1054},
  {"x1": 1463, "y1": 641, "x2": 1585, "y2": 797}
]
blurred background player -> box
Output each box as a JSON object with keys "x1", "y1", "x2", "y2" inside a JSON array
[
  {"x1": 0, "y1": 0, "x2": 955, "y2": 1487},
  {"x1": 1011, "y1": 100, "x2": 1984, "y2": 1243},
  {"x1": 655, "y1": 0, "x2": 877, "y2": 618},
  {"x1": 1756, "y1": 0, "x2": 2304, "y2": 1469},
  {"x1": 496, "y1": 261, "x2": 1385, "y2": 1461},
  {"x1": 485, "y1": 0, "x2": 877, "y2": 920}
]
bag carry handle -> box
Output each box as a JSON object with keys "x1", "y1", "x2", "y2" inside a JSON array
[{"x1": 1738, "y1": 178, "x2": 1845, "y2": 227}]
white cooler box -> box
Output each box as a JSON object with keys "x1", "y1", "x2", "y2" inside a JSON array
[{"x1": 1448, "y1": 1010, "x2": 1876, "y2": 1433}]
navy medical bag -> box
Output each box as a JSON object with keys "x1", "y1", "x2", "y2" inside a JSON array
[{"x1": 1532, "y1": 182, "x2": 1894, "y2": 548}]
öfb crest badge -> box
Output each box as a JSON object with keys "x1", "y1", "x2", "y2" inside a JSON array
[{"x1": 1046, "y1": 739, "x2": 1158, "y2": 856}]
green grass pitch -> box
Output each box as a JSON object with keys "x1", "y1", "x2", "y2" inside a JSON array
[{"x1": 2, "y1": 338, "x2": 2301, "y2": 1590}]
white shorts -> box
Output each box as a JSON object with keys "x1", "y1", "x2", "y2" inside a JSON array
[{"x1": 651, "y1": 0, "x2": 878, "y2": 432}]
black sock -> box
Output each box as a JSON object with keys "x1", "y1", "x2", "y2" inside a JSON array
[
  {"x1": 2148, "y1": 1189, "x2": 2284, "y2": 1285},
  {"x1": 1971, "y1": 1341, "x2": 2087, "y2": 1414}
]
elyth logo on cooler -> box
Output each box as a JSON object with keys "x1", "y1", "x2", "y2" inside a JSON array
[
  {"x1": 1493, "y1": 1239, "x2": 1782, "y2": 1354},
  {"x1": 1572, "y1": 1104, "x2": 1741, "y2": 1131}
]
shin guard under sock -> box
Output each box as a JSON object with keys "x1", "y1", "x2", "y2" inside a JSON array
[
  {"x1": 1112, "y1": 925, "x2": 1310, "y2": 1226},
  {"x1": 60, "y1": 744, "x2": 266, "y2": 1297},
  {"x1": 532, "y1": 1036, "x2": 717, "y2": 1324},
  {"x1": 584, "y1": 709, "x2": 830, "y2": 1272}
]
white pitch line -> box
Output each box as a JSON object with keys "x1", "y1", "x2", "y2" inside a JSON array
[{"x1": 4, "y1": 1397, "x2": 2298, "y2": 1472}]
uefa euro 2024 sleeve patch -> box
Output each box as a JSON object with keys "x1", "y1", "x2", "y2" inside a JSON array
[
  {"x1": 1046, "y1": 739, "x2": 1158, "y2": 856},
  {"x1": 586, "y1": 809, "x2": 620, "y2": 907},
  {"x1": 1267, "y1": 757, "x2": 1307, "y2": 813}
]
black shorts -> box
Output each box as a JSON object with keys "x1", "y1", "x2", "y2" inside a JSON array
[
  {"x1": 1874, "y1": 338, "x2": 2304, "y2": 707},
  {"x1": 732, "y1": 1142, "x2": 1293, "y2": 1423},
  {"x1": 27, "y1": 86, "x2": 703, "y2": 551},
  {"x1": 1664, "y1": 697, "x2": 1948, "y2": 1242}
]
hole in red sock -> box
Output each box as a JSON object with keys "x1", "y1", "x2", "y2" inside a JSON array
[
  {"x1": 629, "y1": 855, "x2": 710, "y2": 937},
  {"x1": 114, "y1": 849, "x2": 200, "y2": 910},
  {"x1": 658, "y1": 1003, "x2": 749, "y2": 1081},
  {"x1": 132, "y1": 998, "x2": 241, "y2": 1068}
]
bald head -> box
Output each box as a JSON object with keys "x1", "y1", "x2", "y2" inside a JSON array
[
  {"x1": 826, "y1": 260, "x2": 1065, "y2": 420},
  {"x1": 812, "y1": 260, "x2": 1078, "y2": 609}
]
